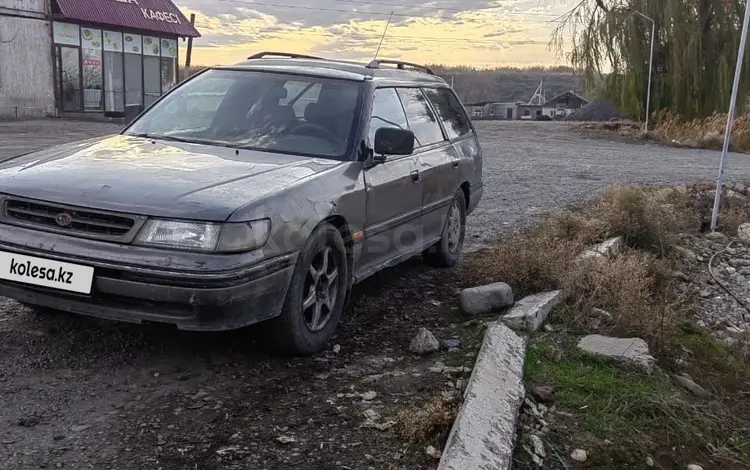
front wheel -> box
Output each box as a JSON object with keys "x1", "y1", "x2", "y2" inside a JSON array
[
  {"x1": 263, "y1": 223, "x2": 348, "y2": 356},
  {"x1": 423, "y1": 189, "x2": 467, "y2": 267}
]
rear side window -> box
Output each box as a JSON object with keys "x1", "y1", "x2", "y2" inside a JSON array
[
  {"x1": 369, "y1": 87, "x2": 408, "y2": 144},
  {"x1": 423, "y1": 87, "x2": 473, "y2": 140},
  {"x1": 396, "y1": 88, "x2": 445, "y2": 148}
]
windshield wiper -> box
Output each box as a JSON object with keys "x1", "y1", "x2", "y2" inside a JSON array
[{"x1": 129, "y1": 132, "x2": 196, "y2": 144}]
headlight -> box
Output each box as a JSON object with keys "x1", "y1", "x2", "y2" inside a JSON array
[{"x1": 134, "y1": 219, "x2": 270, "y2": 252}]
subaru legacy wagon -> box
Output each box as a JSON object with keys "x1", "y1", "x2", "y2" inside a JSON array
[{"x1": 0, "y1": 52, "x2": 483, "y2": 355}]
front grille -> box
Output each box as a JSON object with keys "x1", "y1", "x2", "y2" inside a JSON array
[{"x1": 5, "y1": 199, "x2": 135, "y2": 238}]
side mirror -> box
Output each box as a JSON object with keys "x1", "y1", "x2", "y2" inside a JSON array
[{"x1": 374, "y1": 127, "x2": 415, "y2": 159}]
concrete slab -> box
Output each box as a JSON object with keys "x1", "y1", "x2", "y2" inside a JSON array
[
  {"x1": 580, "y1": 236, "x2": 624, "y2": 259},
  {"x1": 502, "y1": 290, "x2": 565, "y2": 332},
  {"x1": 438, "y1": 323, "x2": 527, "y2": 470},
  {"x1": 577, "y1": 334, "x2": 655, "y2": 374}
]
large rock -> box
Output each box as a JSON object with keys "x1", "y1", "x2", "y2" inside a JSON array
[
  {"x1": 738, "y1": 223, "x2": 750, "y2": 242},
  {"x1": 577, "y1": 335, "x2": 655, "y2": 374},
  {"x1": 439, "y1": 323, "x2": 526, "y2": 470},
  {"x1": 502, "y1": 290, "x2": 565, "y2": 332},
  {"x1": 460, "y1": 282, "x2": 514, "y2": 315},
  {"x1": 409, "y1": 328, "x2": 440, "y2": 355}
]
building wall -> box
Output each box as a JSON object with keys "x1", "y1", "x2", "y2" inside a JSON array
[
  {"x1": 0, "y1": 15, "x2": 55, "y2": 118},
  {"x1": 0, "y1": 0, "x2": 45, "y2": 13}
]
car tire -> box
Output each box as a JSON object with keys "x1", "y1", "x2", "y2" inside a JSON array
[
  {"x1": 423, "y1": 189, "x2": 467, "y2": 268},
  {"x1": 264, "y1": 223, "x2": 348, "y2": 356}
]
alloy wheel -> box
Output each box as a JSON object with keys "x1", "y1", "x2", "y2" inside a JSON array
[{"x1": 302, "y1": 246, "x2": 339, "y2": 332}]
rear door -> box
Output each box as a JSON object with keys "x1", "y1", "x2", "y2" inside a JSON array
[
  {"x1": 399, "y1": 87, "x2": 457, "y2": 242},
  {"x1": 359, "y1": 87, "x2": 423, "y2": 274}
]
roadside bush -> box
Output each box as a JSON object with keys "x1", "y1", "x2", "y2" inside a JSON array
[
  {"x1": 563, "y1": 252, "x2": 679, "y2": 352},
  {"x1": 593, "y1": 185, "x2": 692, "y2": 254},
  {"x1": 460, "y1": 233, "x2": 582, "y2": 298}
]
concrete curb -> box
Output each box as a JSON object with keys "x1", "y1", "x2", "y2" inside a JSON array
[
  {"x1": 438, "y1": 323, "x2": 527, "y2": 470},
  {"x1": 502, "y1": 290, "x2": 566, "y2": 333},
  {"x1": 580, "y1": 236, "x2": 624, "y2": 259}
]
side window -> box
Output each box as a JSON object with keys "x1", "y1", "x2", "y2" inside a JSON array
[
  {"x1": 423, "y1": 87, "x2": 473, "y2": 140},
  {"x1": 396, "y1": 88, "x2": 445, "y2": 147},
  {"x1": 369, "y1": 87, "x2": 408, "y2": 145}
]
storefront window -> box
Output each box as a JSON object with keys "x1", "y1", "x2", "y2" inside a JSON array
[
  {"x1": 81, "y1": 27, "x2": 103, "y2": 111},
  {"x1": 143, "y1": 36, "x2": 161, "y2": 107},
  {"x1": 103, "y1": 31, "x2": 124, "y2": 113},
  {"x1": 160, "y1": 38, "x2": 178, "y2": 93},
  {"x1": 51, "y1": 22, "x2": 180, "y2": 113}
]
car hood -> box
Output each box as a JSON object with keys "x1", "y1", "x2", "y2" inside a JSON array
[{"x1": 0, "y1": 135, "x2": 341, "y2": 221}]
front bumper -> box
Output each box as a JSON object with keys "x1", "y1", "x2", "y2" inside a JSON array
[{"x1": 0, "y1": 224, "x2": 296, "y2": 331}]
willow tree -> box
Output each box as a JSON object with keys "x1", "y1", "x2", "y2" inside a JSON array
[{"x1": 552, "y1": 0, "x2": 750, "y2": 120}]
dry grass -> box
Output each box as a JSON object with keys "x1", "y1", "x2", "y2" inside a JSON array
[
  {"x1": 563, "y1": 252, "x2": 680, "y2": 352},
  {"x1": 462, "y1": 184, "x2": 698, "y2": 352},
  {"x1": 652, "y1": 110, "x2": 750, "y2": 152},
  {"x1": 394, "y1": 396, "x2": 459, "y2": 443}
]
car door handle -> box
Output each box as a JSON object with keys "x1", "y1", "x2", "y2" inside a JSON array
[
  {"x1": 410, "y1": 170, "x2": 420, "y2": 182},
  {"x1": 452, "y1": 160, "x2": 460, "y2": 168}
]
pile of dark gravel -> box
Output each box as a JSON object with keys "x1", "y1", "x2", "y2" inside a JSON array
[{"x1": 564, "y1": 99, "x2": 631, "y2": 122}]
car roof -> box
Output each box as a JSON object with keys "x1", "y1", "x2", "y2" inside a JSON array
[{"x1": 215, "y1": 54, "x2": 449, "y2": 88}]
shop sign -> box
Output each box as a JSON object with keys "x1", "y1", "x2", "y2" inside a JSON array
[
  {"x1": 124, "y1": 33, "x2": 143, "y2": 54},
  {"x1": 83, "y1": 59, "x2": 102, "y2": 66},
  {"x1": 81, "y1": 27, "x2": 102, "y2": 50},
  {"x1": 53, "y1": 22, "x2": 80, "y2": 46},
  {"x1": 161, "y1": 38, "x2": 177, "y2": 58},
  {"x1": 141, "y1": 8, "x2": 183, "y2": 24},
  {"x1": 103, "y1": 31, "x2": 123, "y2": 52},
  {"x1": 143, "y1": 36, "x2": 160, "y2": 56}
]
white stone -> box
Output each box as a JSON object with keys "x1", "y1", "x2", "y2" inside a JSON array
[
  {"x1": 502, "y1": 290, "x2": 566, "y2": 332},
  {"x1": 739, "y1": 223, "x2": 750, "y2": 242},
  {"x1": 571, "y1": 449, "x2": 587, "y2": 462},
  {"x1": 460, "y1": 282, "x2": 514, "y2": 315},
  {"x1": 686, "y1": 465, "x2": 703, "y2": 470},
  {"x1": 426, "y1": 445, "x2": 442, "y2": 459},
  {"x1": 438, "y1": 323, "x2": 527, "y2": 470},
  {"x1": 409, "y1": 328, "x2": 440, "y2": 355},
  {"x1": 646, "y1": 456, "x2": 655, "y2": 467},
  {"x1": 530, "y1": 435, "x2": 545, "y2": 458},
  {"x1": 577, "y1": 335, "x2": 655, "y2": 374}
]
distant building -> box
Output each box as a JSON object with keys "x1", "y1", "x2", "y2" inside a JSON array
[
  {"x1": 466, "y1": 90, "x2": 589, "y2": 122},
  {"x1": 465, "y1": 101, "x2": 524, "y2": 120},
  {"x1": 0, "y1": 0, "x2": 200, "y2": 119},
  {"x1": 541, "y1": 91, "x2": 589, "y2": 119}
]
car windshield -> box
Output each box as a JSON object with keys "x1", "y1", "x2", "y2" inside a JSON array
[{"x1": 124, "y1": 69, "x2": 364, "y2": 160}]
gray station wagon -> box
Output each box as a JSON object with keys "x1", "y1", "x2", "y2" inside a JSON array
[{"x1": 0, "y1": 52, "x2": 483, "y2": 355}]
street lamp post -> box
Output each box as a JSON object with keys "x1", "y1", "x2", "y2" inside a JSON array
[{"x1": 632, "y1": 10, "x2": 655, "y2": 133}]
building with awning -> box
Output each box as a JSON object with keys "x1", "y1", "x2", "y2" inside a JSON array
[{"x1": 0, "y1": 0, "x2": 200, "y2": 118}]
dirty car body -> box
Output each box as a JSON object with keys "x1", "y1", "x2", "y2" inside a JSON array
[{"x1": 0, "y1": 54, "x2": 482, "y2": 354}]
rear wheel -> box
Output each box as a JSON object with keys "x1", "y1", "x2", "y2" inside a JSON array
[
  {"x1": 423, "y1": 189, "x2": 466, "y2": 267},
  {"x1": 264, "y1": 223, "x2": 348, "y2": 356}
]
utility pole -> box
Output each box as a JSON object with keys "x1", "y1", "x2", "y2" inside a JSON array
[
  {"x1": 711, "y1": 0, "x2": 750, "y2": 232},
  {"x1": 632, "y1": 10, "x2": 655, "y2": 133},
  {"x1": 185, "y1": 13, "x2": 196, "y2": 69}
]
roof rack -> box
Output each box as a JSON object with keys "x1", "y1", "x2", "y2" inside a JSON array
[
  {"x1": 366, "y1": 59, "x2": 434, "y2": 75},
  {"x1": 247, "y1": 51, "x2": 324, "y2": 60}
]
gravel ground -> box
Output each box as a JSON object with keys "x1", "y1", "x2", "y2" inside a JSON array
[{"x1": 2, "y1": 119, "x2": 750, "y2": 469}]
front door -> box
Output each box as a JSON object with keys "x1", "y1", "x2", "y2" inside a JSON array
[
  {"x1": 359, "y1": 87, "x2": 423, "y2": 274},
  {"x1": 57, "y1": 46, "x2": 82, "y2": 112}
]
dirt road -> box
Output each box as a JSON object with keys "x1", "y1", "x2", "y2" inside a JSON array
[{"x1": 0, "y1": 119, "x2": 749, "y2": 469}]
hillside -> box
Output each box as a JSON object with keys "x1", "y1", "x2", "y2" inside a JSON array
[
  {"x1": 431, "y1": 65, "x2": 584, "y2": 104},
  {"x1": 180, "y1": 64, "x2": 585, "y2": 105}
]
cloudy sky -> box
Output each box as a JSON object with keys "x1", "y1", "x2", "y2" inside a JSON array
[{"x1": 176, "y1": 0, "x2": 577, "y2": 68}]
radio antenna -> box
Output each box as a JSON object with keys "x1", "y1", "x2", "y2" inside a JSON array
[{"x1": 374, "y1": 11, "x2": 393, "y2": 60}]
